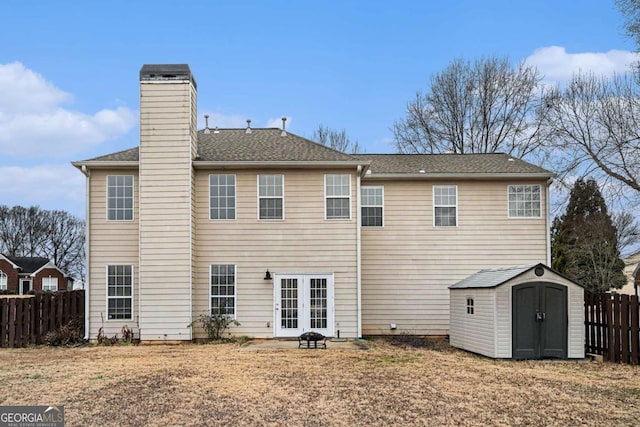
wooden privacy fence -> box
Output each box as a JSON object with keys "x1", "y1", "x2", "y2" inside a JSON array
[
  {"x1": 0, "y1": 290, "x2": 85, "y2": 348},
  {"x1": 584, "y1": 293, "x2": 640, "y2": 364}
]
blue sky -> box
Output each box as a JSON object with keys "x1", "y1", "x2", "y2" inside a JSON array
[{"x1": 0, "y1": 0, "x2": 637, "y2": 218}]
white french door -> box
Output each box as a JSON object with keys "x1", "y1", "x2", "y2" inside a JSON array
[{"x1": 274, "y1": 273, "x2": 334, "y2": 337}]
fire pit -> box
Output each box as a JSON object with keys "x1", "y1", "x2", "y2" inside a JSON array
[{"x1": 298, "y1": 332, "x2": 327, "y2": 349}]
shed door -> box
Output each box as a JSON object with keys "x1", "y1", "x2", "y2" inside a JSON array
[{"x1": 512, "y1": 282, "x2": 567, "y2": 359}]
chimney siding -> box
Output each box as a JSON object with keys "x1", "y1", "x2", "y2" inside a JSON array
[{"x1": 138, "y1": 66, "x2": 196, "y2": 340}]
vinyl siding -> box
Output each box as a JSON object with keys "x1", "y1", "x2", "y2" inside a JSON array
[
  {"x1": 87, "y1": 170, "x2": 139, "y2": 340},
  {"x1": 138, "y1": 80, "x2": 195, "y2": 340},
  {"x1": 449, "y1": 289, "x2": 496, "y2": 358},
  {"x1": 192, "y1": 168, "x2": 359, "y2": 338},
  {"x1": 361, "y1": 179, "x2": 548, "y2": 335}
]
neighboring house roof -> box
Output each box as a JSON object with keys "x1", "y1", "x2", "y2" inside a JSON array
[
  {"x1": 354, "y1": 153, "x2": 553, "y2": 177},
  {"x1": 5, "y1": 256, "x2": 50, "y2": 274},
  {"x1": 1, "y1": 255, "x2": 69, "y2": 278},
  {"x1": 449, "y1": 263, "x2": 583, "y2": 289}
]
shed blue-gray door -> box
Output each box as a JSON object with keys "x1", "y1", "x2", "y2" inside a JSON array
[{"x1": 512, "y1": 282, "x2": 567, "y2": 359}]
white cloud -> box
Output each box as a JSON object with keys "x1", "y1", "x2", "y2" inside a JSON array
[
  {"x1": 266, "y1": 116, "x2": 292, "y2": 129},
  {"x1": 0, "y1": 164, "x2": 85, "y2": 216},
  {"x1": 0, "y1": 62, "x2": 136, "y2": 158},
  {"x1": 524, "y1": 46, "x2": 639, "y2": 84}
]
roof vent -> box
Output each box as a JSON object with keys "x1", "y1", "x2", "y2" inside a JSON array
[
  {"x1": 214, "y1": 126, "x2": 220, "y2": 134},
  {"x1": 246, "y1": 119, "x2": 252, "y2": 134},
  {"x1": 419, "y1": 165, "x2": 426, "y2": 174},
  {"x1": 281, "y1": 117, "x2": 287, "y2": 137},
  {"x1": 508, "y1": 158, "x2": 515, "y2": 162},
  {"x1": 204, "y1": 114, "x2": 211, "y2": 134}
]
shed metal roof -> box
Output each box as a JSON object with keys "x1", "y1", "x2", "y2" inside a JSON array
[{"x1": 449, "y1": 264, "x2": 538, "y2": 289}]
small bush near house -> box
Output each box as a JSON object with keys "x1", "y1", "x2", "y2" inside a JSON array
[
  {"x1": 44, "y1": 321, "x2": 85, "y2": 346},
  {"x1": 96, "y1": 327, "x2": 119, "y2": 346},
  {"x1": 193, "y1": 308, "x2": 240, "y2": 341},
  {"x1": 120, "y1": 325, "x2": 135, "y2": 343}
]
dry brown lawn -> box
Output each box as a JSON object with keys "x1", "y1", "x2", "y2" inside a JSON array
[{"x1": 1, "y1": 339, "x2": 639, "y2": 426}]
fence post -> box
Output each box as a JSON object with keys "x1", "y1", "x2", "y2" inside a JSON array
[
  {"x1": 0, "y1": 299, "x2": 6, "y2": 347},
  {"x1": 631, "y1": 295, "x2": 639, "y2": 365},
  {"x1": 621, "y1": 295, "x2": 630, "y2": 364}
]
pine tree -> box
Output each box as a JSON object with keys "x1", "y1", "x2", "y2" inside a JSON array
[{"x1": 551, "y1": 179, "x2": 626, "y2": 293}]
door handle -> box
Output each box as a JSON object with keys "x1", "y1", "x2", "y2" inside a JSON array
[{"x1": 536, "y1": 312, "x2": 545, "y2": 321}]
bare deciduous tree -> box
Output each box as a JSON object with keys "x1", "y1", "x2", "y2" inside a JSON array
[
  {"x1": 613, "y1": 211, "x2": 640, "y2": 254},
  {"x1": 0, "y1": 205, "x2": 85, "y2": 279},
  {"x1": 543, "y1": 72, "x2": 640, "y2": 204},
  {"x1": 616, "y1": 0, "x2": 640, "y2": 52},
  {"x1": 313, "y1": 124, "x2": 362, "y2": 154},
  {"x1": 392, "y1": 56, "x2": 550, "y2": 159}
]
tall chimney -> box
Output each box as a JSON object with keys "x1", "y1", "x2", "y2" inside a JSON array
[{"x1": 138, "y1": 64, "x2": 197, "y2": 341}]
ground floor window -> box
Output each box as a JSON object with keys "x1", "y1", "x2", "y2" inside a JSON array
[
  {"x1": 107, "y1": 265, "x2": 133, "y2": 320},
  {"x1": 211, "y1": 264, "x2": 236, "y2": 317},
  {"x1": 42, "y1": 276, "x2": 58, "y2": 291}
]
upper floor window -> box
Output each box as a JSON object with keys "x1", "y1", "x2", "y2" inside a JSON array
[
  {"x1": 42, "y1": 277, "x2": 58, "y2": 292},
  {"x1": 325, "y1": 174, "x2": 351, "y2": 220},
  {"x1": 433, "y1": 185, "x2": 457, "y2": 227},
  {"x1": 211, "y1": 264, "x2": 236, "y2": 318},
  {"x1": 0, "y1": 271, "x2": 6, "y2": 290},
  {"x1": 210, "y1": 174, "x2": 236, "y2": 220},
  {"x1": 508, "y1": 185, "x2": 541, "y2": 218},
  {"x1": 107, "y1": 265, "x2": 133, "y2": 320},
  {"x1": 361, "y1": 186, "x2": 383, "y2": 227},
  {"x1": 258, "y1": 175, "x2": 284, "y2": 220},
  {"x1": 107, "y1": 175, "x2": 134, "y2": 221}
]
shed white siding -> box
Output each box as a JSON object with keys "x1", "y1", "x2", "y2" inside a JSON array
[{"x1": 449, "y1": 289, "x2": 497, "y2": 358}]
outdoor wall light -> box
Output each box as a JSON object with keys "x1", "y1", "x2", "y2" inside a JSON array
[{"x1": 264, "y1": 270, "x2": 272, "y2": 280}]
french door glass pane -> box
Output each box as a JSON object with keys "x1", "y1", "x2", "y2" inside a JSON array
[{"x1": 281, "y1": 278, "x2": 298, "y2": 329}]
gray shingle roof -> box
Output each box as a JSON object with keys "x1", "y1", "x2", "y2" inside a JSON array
[
  {"x1": 81, "y1": 128, "x2": 357, "y2": 163},
  {"x1": 197, "y1": 128, "x2": 357, "y2": 162},
  {"x1": 77, "y1": 130, "x2": 553, "y2": 178},
  {"x1": 354, "y1": 153, "x2": 552, "y2": 176}
]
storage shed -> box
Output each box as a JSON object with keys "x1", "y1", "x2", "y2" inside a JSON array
[{"x1": 449, "y1": 264, "x2": 584, "y2": 359}]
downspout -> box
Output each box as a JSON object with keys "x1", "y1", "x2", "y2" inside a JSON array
[
  {"x1": 80, "y1": 165, "x2": 91, "y2": 340},
  {"x1": 356, "y1": 165, "x2": 362, "y2": 338},
  {"x1": 546, "y1": 178, "x2": 552, "y2": 266}
]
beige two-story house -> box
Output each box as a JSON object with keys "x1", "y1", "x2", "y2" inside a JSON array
[{"x1": 73, "y1": 64, "x2": 554, "y2": 341}]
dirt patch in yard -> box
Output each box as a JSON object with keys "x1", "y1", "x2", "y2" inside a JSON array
[{"x1": 1, "y1": 339, "x2": 639, "y2": 426}]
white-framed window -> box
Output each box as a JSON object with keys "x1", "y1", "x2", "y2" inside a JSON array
[
  {"x1": 0, "y1": 271, "x2": 6, "y2": 290},
  {"x1": 107, "y1": 175, "x2": 134, "y2": 221},
  {"x1": 210, "y1": 264, "x2": 236, "y2": 318},
  {"x1": 433, "y1": 185, "x2": 457, "y2": 227},
  {"x1": 42, "y1": 277, "x2": 58, "y2": 292},
  {"x1": 210, "y1": 174, "x2": 236, "y2": 220},
  {"x1": 325, "y1": 174, "x2": 351, "y2": 220},
  {"x1": 258, "y1": 175, "x2": 284, "y2": 220},
  {"x1": 466, "y1": 298, "x2": 474, "y2": 315},
  {"x1": 361, "y1": 186, "x2": 383, "y2": 227},
  {"x1": 508, "y1": 185, "x2": 541, "y2": 218},
  {"x1": 107, "y1": 265, "x2": 133, "y2": 320}
]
